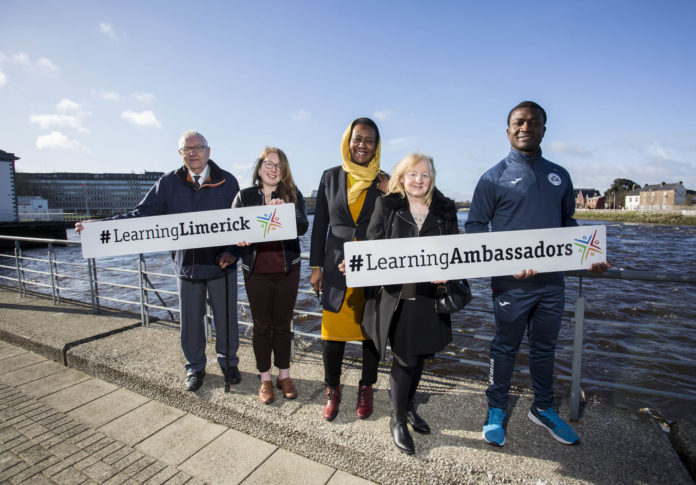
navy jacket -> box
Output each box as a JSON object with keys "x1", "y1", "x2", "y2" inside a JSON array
[
  {"x1": 465, "y1": 149, "x2": 577, "y2": 291},
  {"x1": 231, "y1": 186, "x2": 309, "y2": 274},
  {"x1": 115, "y1": 159, "x2": 240, "y2": 280}
]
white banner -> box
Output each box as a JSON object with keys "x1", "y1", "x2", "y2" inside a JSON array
[
  {"x1": 344, "y1": 225, "x2": 606, "y2": 287},
  {"x1": 80, "y1": 203, "x2": 297, "y2": 258}
]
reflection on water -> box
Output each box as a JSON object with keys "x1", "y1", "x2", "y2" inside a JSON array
[{"x1": 2, "y1": 217, "x2": 695, "y2": 421}]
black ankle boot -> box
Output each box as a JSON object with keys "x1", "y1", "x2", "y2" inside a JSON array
[
  {"x1": 390, "y1": 413, "x2": 415, "y2": 455},
  {"x1": 407, "y1": 401, "x2": 431, "y2": 434}
]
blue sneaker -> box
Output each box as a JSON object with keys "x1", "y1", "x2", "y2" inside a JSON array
[
  {"x1": 528, "y1": 406, "x2": 580, "y2": 445},
  {"x1": 482, "y1": 407, "x2": 506, "y2": 446}
]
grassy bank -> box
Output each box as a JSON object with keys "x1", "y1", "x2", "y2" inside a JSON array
[{"x1": 575, "y1": 210, "x2": 696, "y2": 225}]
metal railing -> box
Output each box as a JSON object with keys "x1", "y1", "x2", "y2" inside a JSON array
[{"x1": 1, "y1": 234, "x2": 695, "y2": 421}]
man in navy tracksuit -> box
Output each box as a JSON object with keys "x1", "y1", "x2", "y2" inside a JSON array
[
  {"x1": 466, "y1": 101, "x2": 608, "y2": 446},
  {"x1": 77, "y1": 130, "x2": 241, "y2": 392}
]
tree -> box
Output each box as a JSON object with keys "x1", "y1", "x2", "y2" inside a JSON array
[{"x1": 604, "y1": 178, "x2": 639, "y2": 210}]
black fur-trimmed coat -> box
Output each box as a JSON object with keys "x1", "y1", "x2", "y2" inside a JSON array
[{"x1": 361, "y1": 189, "x2": 458, "y2": 360}]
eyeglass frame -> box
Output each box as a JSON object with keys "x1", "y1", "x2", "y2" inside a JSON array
[
  {"x1": 179, "y1": 144, "x2": 208, "y2": 153},
  {"x1": 261, "y1": 160, "x2": 282, "y2": 172}
]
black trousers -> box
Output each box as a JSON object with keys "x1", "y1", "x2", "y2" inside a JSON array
[
  {"x1": 322, "y1": 339, "x2": 379, "y2": 388},
  {"x1": 244, "y1": 267, "x2": 300, "y2": 373},
  {"x1": 390, "y1": 357, "x2": 425, "y2": 416}
]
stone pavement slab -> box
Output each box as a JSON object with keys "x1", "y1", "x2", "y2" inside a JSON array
[
  {"x1": 17, "y1": 368, "x2": 91, "y2": 399},
  {"x1": 67, "y1": 388, "x2": 149, "y2": 428},
  {"x1": 327, "y1": 470, "x2": 376, "y2": 485},
  {"x1": 0, "y1": 360, "x2": 65, "y2": 387},
  {"x1": 98, "y1": 400, "x2": 185, "y2": 447},
  {"x1": 0, "y1": 352, "x2": 46, "y2": 374},
  {"x1": 136, "y1": 413, "x2": 226, "y2": 466},
  {"x1": 241, "y1": 448, "x2": 335, "y2": 485},
  {"x1": 40, "y1": 378, "x2": 118, "y2": 413},
  {"x1": 179, "y1": 428, "x2": 276, "y2": 484},
  {"x1": 0, "y1": 344, "x2": 28, "y2": 359}
]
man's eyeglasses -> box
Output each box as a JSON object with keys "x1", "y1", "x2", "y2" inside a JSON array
[
  {"x1": 180, "y1": 145, "x2": 207, "y2": 153},
  {"x1": 262, "y1": 160, "x2": 281, "y2": 171}
]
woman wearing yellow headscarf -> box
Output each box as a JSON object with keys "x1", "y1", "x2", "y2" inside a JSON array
[{"x1": 309, "y1": 117, "x2": 388, "y2": 421}]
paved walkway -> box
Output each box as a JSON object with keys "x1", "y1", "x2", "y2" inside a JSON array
[
  {"x1": 0, "y1": 286, "x2": 693, "y2": 484},
  {"x1": 0, "y1": 341, "x2": 371, "y2": 484}
]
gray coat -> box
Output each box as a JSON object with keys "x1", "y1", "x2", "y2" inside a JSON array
[{"x1": 361, "y1": 189, "x2": 458, "y2": 360}]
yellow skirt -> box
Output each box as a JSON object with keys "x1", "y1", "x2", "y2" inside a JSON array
[{"x1": 321, "y1": 287, "x2": 368, "y2": 341}]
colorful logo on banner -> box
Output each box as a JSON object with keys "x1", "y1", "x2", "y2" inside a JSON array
[
  {"x1": 257, "y1": 208, "x2": 284, "y2": 238},
  {"x1": 574, "y1": 229, "x2": 603, "y2": 263}
]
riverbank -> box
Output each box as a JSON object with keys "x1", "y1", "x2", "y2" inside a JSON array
[
  {"x1": 574, "y1": 209, "x2": 696, "y2": 225},
  {"x1": 1, "y1": 286, "x2": 694, "y2": 484},
  {"x1": 457, "y1": 208, "x2": 696, "y2": 225}
]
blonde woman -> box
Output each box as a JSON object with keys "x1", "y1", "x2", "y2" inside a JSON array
[{"x1": 363, "y1": 153, "x2": 458, "y2": 454}]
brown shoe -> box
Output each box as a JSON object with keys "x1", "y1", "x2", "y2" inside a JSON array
[
  {"x1": 258, "y1": 380, "x2": 274, "y2": 404},
  {"x1": 356, "y1": 385, "x2": 373, "y2": 419},
  {"x1": 276, "y1": 377, "x2": 298, "y2": 399},
  {"x1": 322, "y1": 386, "x2": 341, "y2": 421}
]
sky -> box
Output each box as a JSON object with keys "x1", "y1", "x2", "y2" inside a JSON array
[{"x1": 1, "y1": 0, "x2": 695, "y2": 202}]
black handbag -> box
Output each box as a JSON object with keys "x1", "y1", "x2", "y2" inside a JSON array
[{"x1": 435, "y1": 280, "x2": 472, "y2": 314}]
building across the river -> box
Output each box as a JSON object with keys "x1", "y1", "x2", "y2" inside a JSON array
[
  {"x1": 15, "y1": 171, "x2": 164, "y2": 217},
  {"x1": 636, "y1": 181, "x2": 695, "y2": 210},
  {"x1": 0, "y1": 150, "x2": 20, "y2": 222}
]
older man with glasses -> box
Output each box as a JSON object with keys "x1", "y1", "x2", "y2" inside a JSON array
[{"x1": 76, "y1": 130, "x2": 241, "y2": 392}]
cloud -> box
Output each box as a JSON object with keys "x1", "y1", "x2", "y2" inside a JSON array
[
  {"x1": 373, "y1": 109, "x2": 393, "y2": 122},
  {"x1": 546, "y1": 141, "x2": 591, "y2": 157},
  {"x1": 131, "y1": 92, "x2": 155, "y2": 104},
  {"x1": 291, "y1": 109, "x2": 311, "y2": 122},
  {"x1": 99, "y1": 22, "x2": 117, "y2": 39},
  {"x1": 0, "y1": 52, "x2": 58, "y2": 71},
  {"x1": 566, "y1": 135, "x2": 696, "y2": 190},
  {"x1": 121, "y1": 110, "x2": 162, "y2": 128},
  {"x1": 0, "y1": 71, "x2": 5, "y2": 88},
  {"x1": 36, "y1": 57, "x2": 58, "y2": 71},
  {"x1": 567, "y1": 156, "x2": 696, "y2": 193},
  {"x1": 12, "y1": 52, "x2": 31, "y2": 66},
  {"x1": 56, "y1": 99, "x2": 80, "y2": 112},
  {"x1": 36, "y1": 131, "x2": 90, "y2": 152},
  {"x1": 29, "y1": 114, "x2": 90, "y2": 133},
  {"x1": 647, "y1": 142, "x2": 671, "y2": 160},
  {"x1": 91, "y1": 89, "x2": 120, "y2": 100}
]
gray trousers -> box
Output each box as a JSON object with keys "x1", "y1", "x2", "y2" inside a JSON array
[{"x1": 178, "y1": 272, "x2": 239, "y2": 374}]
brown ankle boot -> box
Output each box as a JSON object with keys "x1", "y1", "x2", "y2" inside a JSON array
[
  {"x1": 322, "y1": 386, "x2": 341, "y2": 421},
  {"x1": 356, "y1": 385, "x2": 374, "y2": 419}
]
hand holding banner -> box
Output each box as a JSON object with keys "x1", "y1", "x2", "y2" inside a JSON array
[
  {"x1": 344, "y1": 225, "x2": 607, "y2": 287},
  {"x1": 80, "y1": 203, "x2": 297, "y2": 258}
]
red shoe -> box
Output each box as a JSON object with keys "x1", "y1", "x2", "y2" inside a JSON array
[
  {"x1": 323, "y1": 386, "x2": 341, "y2": 421},
  {"x1": 356, "y1": 385, "x2": 373, "y2": 419}
]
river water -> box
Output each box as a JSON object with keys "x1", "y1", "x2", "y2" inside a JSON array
[{"x1": 2, "y1": 216, "x2": 695, "y2": 422}]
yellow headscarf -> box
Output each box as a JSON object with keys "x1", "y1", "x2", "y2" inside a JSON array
[{"x1": 340, "y1": 122, "x2": 381, "y2": 204}]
